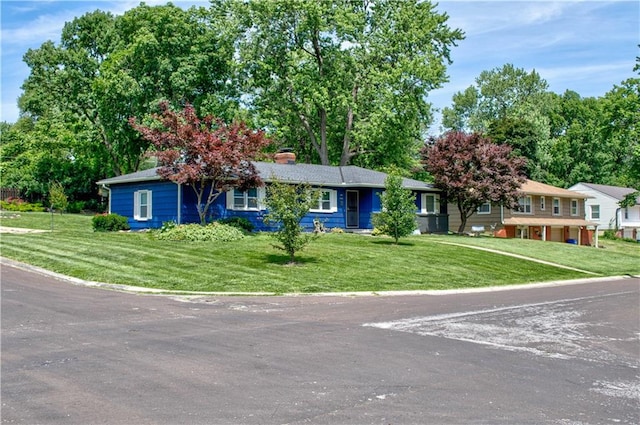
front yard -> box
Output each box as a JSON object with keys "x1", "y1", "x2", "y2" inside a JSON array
[{"x1": 1, "y1": 212, "x2": 638, "y2": 293}]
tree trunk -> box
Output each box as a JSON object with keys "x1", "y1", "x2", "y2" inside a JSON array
[{"x1": 457, "y1": 202, "x2": 468, "y2": 234}]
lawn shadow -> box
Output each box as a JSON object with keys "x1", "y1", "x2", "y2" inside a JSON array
[
  {"x1": 371, "y1": 239, "x2": 416, "y2": 247},
  {"x1": 263, "y1": 254, "x2": 320, "y2": 266}
]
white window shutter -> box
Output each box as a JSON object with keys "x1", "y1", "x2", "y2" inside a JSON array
[
  {"x1": 330, "y1": 190, "x2": 337, "y2": 212},
  {"x1": 146, "y1": 191, "x2": 152, "y2": 219},
  {"x1": 257, "y1": 187, "x2": 267, "y2": 210},
  {"x1": 226, "y1": 190, "x2": 234, "y2": 209},
  {"x1": 134, "y1": 191, "x2": 140, "y2": 220}
]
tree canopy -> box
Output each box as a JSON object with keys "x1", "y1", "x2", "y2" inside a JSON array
[
  {"x1": 423, "y1": 131, "x2": 527, "y2": 234},
  {"x1": 130, "y1": 102, "x2": 271, "y2": 225},
  {"x1": 19, "y1": 4, "x2": 238, "y2": 177},
  {"x1": 218, "y1": 0, "x2": 464, "y2": 167}
]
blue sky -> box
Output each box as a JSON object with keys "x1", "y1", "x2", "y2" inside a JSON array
[{"x1": 2, "y1": 1, "x2": 638, "y2": 133}]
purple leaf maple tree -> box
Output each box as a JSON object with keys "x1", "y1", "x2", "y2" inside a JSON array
[
  {"x1": 130, "y1": 102, "x2": 271, "y2": 225},
  {"x1": 422, "y1": 131, "x2": 527, "y2": 234}
]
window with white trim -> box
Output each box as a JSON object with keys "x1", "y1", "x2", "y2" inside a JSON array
[
  {"x1": 553, "y1": 198, "x2": 561, "y2": 216},
  {"x1": 516, "y1": 196, "x2": 532, "y2": 214},
  {"x1": 540, "y1": 196, "x2": 546, "y2": 211},
  {"x1": 477, "y1": 202, "x2": 491, "y2": 215},
  {"x1": 570, "y1": 199, "x2": 578, "y2": 216},
  {"x1": 624, "y1": 208, "x2": 629, "y2": 220},
  {"x1": 590, "y1": 205, "x2": 600, "y2": 220},
  {"x1": 421, "y1": 194, "x2": 440, "y2": 214},
  {"x1": 310, "y1": 189, "x2": 337, "y2": 213},
  {"x1": 227, "y1": 187, "x2": 265, "y2": 210},
  {"x1": 134, "y1": 190, "x2": 152, "y2": 221}
]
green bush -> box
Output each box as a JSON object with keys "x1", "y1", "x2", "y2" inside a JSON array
[
  {"x1": 0, "y1": 198, "x2": 46, "y2": 212},
  {"x1": 66, "y1": 201, "x2": 86, "y2": 214},
  {"x1": 155, "y1": 222, "x2": 244, "y2": 242},
  {"x1": 92, "y1": 213, "x2": 131, "y2": 232},
  {"x1": 218, "y1": 216, "x2": 254, "y2": 232}
]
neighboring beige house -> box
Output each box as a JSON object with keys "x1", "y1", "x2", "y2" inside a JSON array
[
  {"x1": 569, "y1": 182, "x2": 640, "y2": 240},
  {"x1": 449, "y1": 179, "x2": 598, "y2": 246}
]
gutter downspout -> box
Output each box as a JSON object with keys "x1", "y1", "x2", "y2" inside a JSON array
[
  {"x1": 101, "y1": 184, "x2": 111, "y2": 213},
  {"x1": 176, "y1": 183, "x2": 182, "y2": 225}
]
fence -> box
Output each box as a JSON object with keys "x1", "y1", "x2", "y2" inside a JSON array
[{"x1": 0, "y1": 188, "x2": 20, "y2": 201}]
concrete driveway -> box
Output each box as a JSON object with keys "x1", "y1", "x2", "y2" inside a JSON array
[{"x1": 2, "y1": 262, "x2": 638, "y2": 424}]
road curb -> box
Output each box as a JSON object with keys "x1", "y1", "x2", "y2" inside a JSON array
[{"x1": 1, "y1": 256, "x2": 637, "y2": 298}]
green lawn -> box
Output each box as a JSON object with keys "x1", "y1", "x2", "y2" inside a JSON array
[{"x1": 1, "y1": 212, "x2": 638, "y2": 293}]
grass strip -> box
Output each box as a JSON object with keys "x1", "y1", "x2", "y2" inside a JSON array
[{"x1": 1, "y1": 212, "x2": 637, "y2": 293}]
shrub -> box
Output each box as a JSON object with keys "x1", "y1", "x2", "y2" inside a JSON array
[
  {"x1": 155, "y1": 222, "x2": 244, "y2": 242},
  {"x1": 48, "y1": 181, "x2": 68, "y2": 213},
  {"x1": 0, "y1": 198, "x2": 46, "y2": 212},
  {"x1": 92, "y1": 213, "x2": 131, "y2": 232},
  {"x1": 371, "y1": 172, "x2": 417, "y2": 244},
  {"x1": 66, "y1": 201, "x2": 86, "y2": 214},
  {"x1": 218, "y1": 216, "x2": 254, "y2": 232},
  {"x1": 159, "y1": 220, "x2": 178, "y2": 233}
]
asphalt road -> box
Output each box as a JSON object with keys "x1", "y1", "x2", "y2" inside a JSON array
[{"x1": 2, "y1": 262, "x2": 639, "y2": 424}]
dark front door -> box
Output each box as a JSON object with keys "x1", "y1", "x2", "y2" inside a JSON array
[{"x1": 346, "y1": 190, "x2": 359, "y2": 228}]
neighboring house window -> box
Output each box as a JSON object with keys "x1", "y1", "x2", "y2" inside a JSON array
[
  {"x1": 571, "y1": 199, "x2": 579, "y2": 216},
  {"x1": 228, "y1": 187, "x2": 265, "y2": 210},
  {"x1": 624, "y1": 208, "x2": 629, "y2": 220},
  {"x1": 477, "y1": 202, "x2": 491, "y2": 215},
  {"x1": 591, "y1": 205, "x2": 600, "y2": 220},
  {"x1": 553, "y1": 198, "x2": 561, "y2": 216},
  {"x1": 310, "y1": 189, "x2": 337, "y2": 213},
  {"x1": 540, "y1": 196, "x2": 546, "y2": 211},
  {"x1": 422, "y1": 194, "x2": 440, "y2": 214},
  {"x1": 516, "y1": 196, "x2": 532, "y2": 214},
  {"x1": 134, "y1": 190, "x2": 152, "y2": 221}
]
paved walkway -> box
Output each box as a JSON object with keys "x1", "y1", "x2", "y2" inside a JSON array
[{"x1": 435, "y1": 241, "x2": 599, "y2": 275}]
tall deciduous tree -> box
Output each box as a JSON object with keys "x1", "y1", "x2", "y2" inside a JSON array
[
  {"x1": 442, "y1": 64, "x2": 549, "y2": 133},
  {"x1": 217, "y1": 0, "x2": 463, "y2": 167},
  {"x1": 130, "y1": 102, "x2": 271, "y2": 225},
  {"x1": 19, "y1": 4, "x2": 237, "y2": 176},
  {"x1": 423, "y1": 131, "x2": 526, "y2": 234}
]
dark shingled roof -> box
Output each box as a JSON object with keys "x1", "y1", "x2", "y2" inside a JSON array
[
  {"x1": 97, "y1": 162, "x2": 436, "y2": 191},
  {"x1": 97, "y1": 167, "x2": 162, "y2": 185}
]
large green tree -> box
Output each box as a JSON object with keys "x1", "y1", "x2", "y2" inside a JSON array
[
  {"x1": 0, "y1": 117, "x2": 105, "y2": 203},
  {"x1": 217, "y1": 0, "x2": 463, "y2": 168},
  {"x1": 19, "y1": 4, "x2": 237, "y2": 177},
  {"x1": 442, "y1": 64, "x2": 549, "y2": 133}
]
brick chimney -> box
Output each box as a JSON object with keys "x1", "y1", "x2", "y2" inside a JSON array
[{"x1": 274, "y1": 148, "x2": 296, "y2": 164}]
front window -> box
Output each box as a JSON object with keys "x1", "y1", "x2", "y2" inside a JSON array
[
  {"x1": 229, "y1": 187, "x2": 263, "y2": 210},
  {"x1": 571, "y1": 199, "x2": 578, "y2": 216},
  {"x1": 553, "y1": 198, "x2": 561, "y2": 216},
  {"x1": 477, "y1": 202, "x2": 491, "y2": 215},
  {"x1": 134, "y1": 190, "x2": 152, "y2": 221},
  {"x1": 591, "y1": 205, "x2": 600, "y2": 220},
  {"x1": 422, "y1": 194, "x2": 440, "y2": 214},
  {"x1": 310, "y1": 190, "x2": 337, "y2": 213},
  {"x1": 517, "y1": 196, "x2": 532, "y2": 214}
]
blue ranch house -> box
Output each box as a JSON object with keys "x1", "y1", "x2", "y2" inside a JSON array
[{"x1": 97, "y1": 152, "x2": 448, "y2": 233}]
